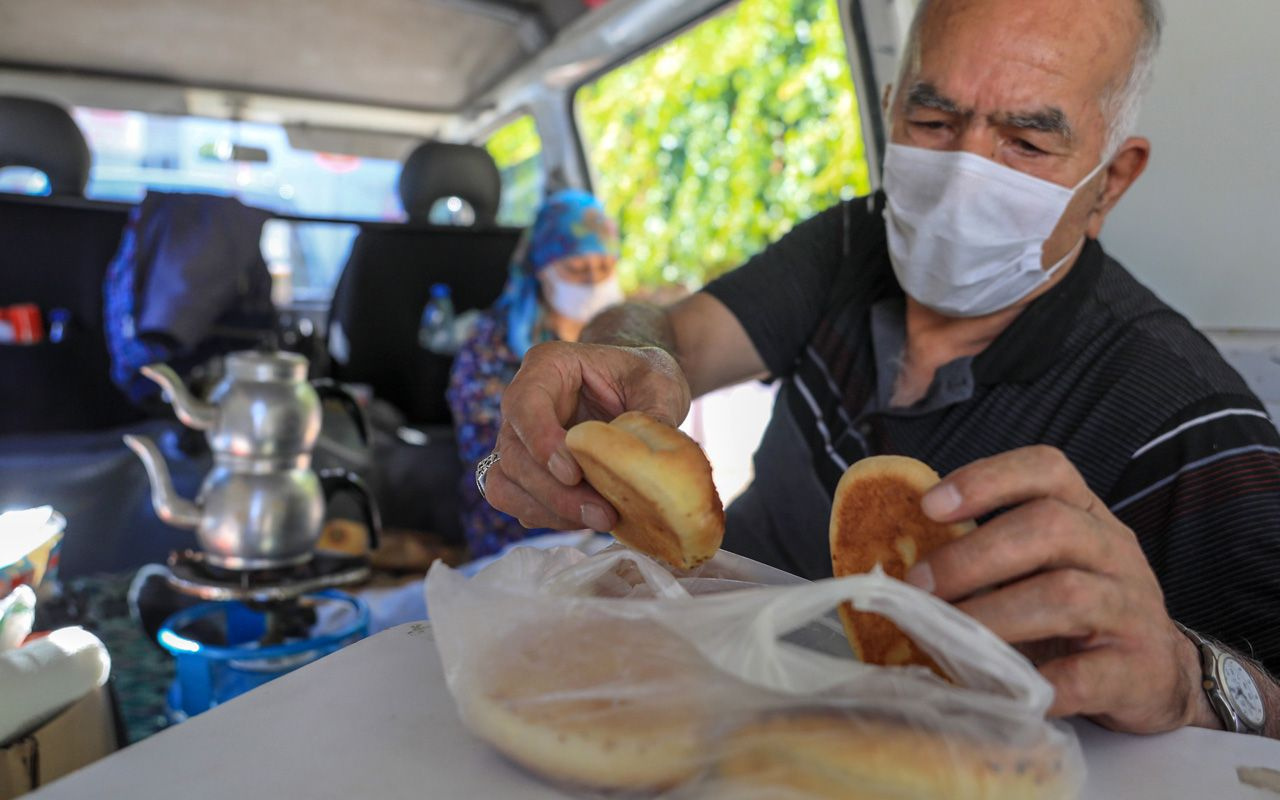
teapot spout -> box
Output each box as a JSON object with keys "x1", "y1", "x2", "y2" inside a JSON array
[
  {"x1": 141, "y1": 363, "x2": 217, "y2": 431},
  {"x1": 123, "y1": 434, "x2": 202, "y2": 530}
]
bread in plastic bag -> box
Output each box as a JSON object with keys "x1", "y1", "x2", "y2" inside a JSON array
[{"x1": 426, "y1": 545, "x2": 1085, "y2": 798}]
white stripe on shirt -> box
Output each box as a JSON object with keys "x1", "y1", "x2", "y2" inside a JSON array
[
  {"x1": 793, "y1": 374, "x2": 850, "y2": 472},
  {"x1": 1110, "y1": 443, "x2": 1280, "y2": 513},
  {"x1": 1131, "y1": 408, "x2": 1272, "y2": 459},
  {"x1": 805, "y1": 345, "x2": 868, "y2": 451}
]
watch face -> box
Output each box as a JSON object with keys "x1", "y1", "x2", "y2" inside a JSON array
[{"x1": 1222, "y1": 656, "x2": 1266, "y2": 728}]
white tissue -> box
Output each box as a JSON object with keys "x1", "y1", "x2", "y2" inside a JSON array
[{"x1": 0, "y1": 627, "x2": 111, "y2": 744}]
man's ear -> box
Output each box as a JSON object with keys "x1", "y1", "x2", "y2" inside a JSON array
[
  {"x1": 1086, "y1": 136, "x2": 1150, "y2": 238},
  {"x1": 882, "y1": 83, "x2": 894, "y2": 115}
]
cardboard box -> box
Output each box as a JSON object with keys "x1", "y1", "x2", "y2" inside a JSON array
[{"x1": 0, "y1": 684, "x2": 121, "y2": 799}]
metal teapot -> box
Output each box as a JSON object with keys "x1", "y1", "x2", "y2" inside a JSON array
[
  {"x1": 124, "y1": 350, "x2": 378, "y2": 569},
  {"x1": 124, "y1": 434, "x2": 378, "y2": 569},
  {"x1": 141, "y1": 350, "x2": 366, "y2": 460}
]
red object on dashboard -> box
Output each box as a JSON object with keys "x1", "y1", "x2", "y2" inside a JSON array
[{"x1": 0, "y1": 304, "x2": 43, "y2": 344}]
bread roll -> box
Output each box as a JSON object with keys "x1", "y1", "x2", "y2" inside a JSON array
[
  {"x1": 566, "y1": 411, "x2": 724, "y2": 568},
  {"x1": 829, "y1": 456, "x2": 974, "y2": 673},
  {"x1": 461, "y1": 617, "x2": 714, "y2": 790},
  {"x1": 712, "y1": 711, "x2": 1071, "y2": 800}
]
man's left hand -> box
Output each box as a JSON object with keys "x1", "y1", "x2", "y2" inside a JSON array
[{"x1": 907, "y1": 445, "x2": 1215, "y2": 734}]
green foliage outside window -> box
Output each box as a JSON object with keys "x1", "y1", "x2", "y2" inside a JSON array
[
  {"x1": 485, "y1": 115, "x2": 545, "y2": 227},
  {"x1": 576, "y1": 0, "x2": 872, "y2": 291}
]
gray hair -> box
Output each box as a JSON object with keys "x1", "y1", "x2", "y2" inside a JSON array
[
  {"x1": 896, "y1": 0, "x2": 1164, "y2": 156},
  {"x1": 1103, "y1": 0, "x2": 1163, "y2": 153}
]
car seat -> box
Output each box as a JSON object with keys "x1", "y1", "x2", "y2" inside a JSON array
[{"x1": 325, "y1": 142, "x2": 520, "y2": 543}]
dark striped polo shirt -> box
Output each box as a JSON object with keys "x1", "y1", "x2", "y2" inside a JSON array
[{"x1": 705, "y1": 192, "x2": 1280, "y2": 675}]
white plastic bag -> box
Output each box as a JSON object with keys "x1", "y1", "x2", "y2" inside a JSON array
[{"x1": 427, "y1": 546, "x2": 1085, "y2": 799}]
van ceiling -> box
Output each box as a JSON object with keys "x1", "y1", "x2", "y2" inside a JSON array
[{"x1": 0, "y1": 0, "x2": 595, "y2": 112}]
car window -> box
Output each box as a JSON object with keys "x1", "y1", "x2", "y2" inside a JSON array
[
  {"x1": 262, "y1": 219, "x2": 362, "y2": 306},
  {"x1": 66, "y1": 107, "x2": 409, "y2": 307},
  {"x1": 575, "y1": 0, "x2": 872, "y2": 291},
  {"x1": 484, "y1": 114, "x2": 545, "y2": 227},
  {"x1": 72, "y1": 107, "x2": 404, "y2": 221}
]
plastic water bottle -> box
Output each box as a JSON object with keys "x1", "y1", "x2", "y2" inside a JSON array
[
  {"x1": 48, "y1": 308, "x2": 71, "y2": 343},
  {"x1": 419, "y1": 283, "x2": 457, "y2": 354}
]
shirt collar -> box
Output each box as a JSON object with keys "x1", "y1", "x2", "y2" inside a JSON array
[
  {"x1": 971, "y1": 238, "x2": 1105, "y2": 384},
  {"x1": 866, "y1": 235, "x2": 1105, "y2": 391},
  {"x1": 868, "y1": 297, "x2": 978, "y2": 415}
]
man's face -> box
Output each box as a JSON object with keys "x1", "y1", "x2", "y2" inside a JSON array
[{"x1": 888, "y1": 0, "x2": 1144, "y2": 265}]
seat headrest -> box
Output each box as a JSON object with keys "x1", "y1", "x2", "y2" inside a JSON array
[
  {"x1": 398, "y1": 141, "x2": 501, "y2": 226},
  {"x1": 0, "y1": 97, "x2": 91, "y2": 196}
]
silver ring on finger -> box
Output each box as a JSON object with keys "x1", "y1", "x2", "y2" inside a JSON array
[{"x1": 475, "y1": 450, "x2": 502, "y2": 501}]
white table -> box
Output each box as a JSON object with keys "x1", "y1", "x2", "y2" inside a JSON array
[{"x1": 31, "y1": 622, "x2": 1280, "y2": 799}]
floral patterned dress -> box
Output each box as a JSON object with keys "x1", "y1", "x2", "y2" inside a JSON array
[{"x1": 446, "y1": 308, "x2": 557, "y2": 558}]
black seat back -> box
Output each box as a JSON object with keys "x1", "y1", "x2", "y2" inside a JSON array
[
  {"x1": 0, "y1": 96, "x2": 143, "y2": 435},
  {"x1": 0, "y1": 195, "x2": 143, "y2": 434},
  {"x1": 328, "y1": 224, "x2": 519, "y2": 424}
]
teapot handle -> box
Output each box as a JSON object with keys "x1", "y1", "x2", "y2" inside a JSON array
[
  {"x1": 312, "y1": 380, "x2": 370, "y2": 445},
  {"x1": 318, "y1": 469, "x2": 382, "y2": 552}
]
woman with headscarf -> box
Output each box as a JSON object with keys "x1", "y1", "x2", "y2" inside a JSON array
[{"x1": 446, "y1": 189, "x2": 624, "y2": 558}]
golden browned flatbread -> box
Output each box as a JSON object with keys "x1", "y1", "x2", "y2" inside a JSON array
[
  {"x1": 462, "y1": 617, "x2": 715, "y2": 791},
  {"x1": 829, "y1": 455, "x2": 974, "y2": 674},
  {"x1": 566, "y1": 411, "x2": 724, "y2": 569},
  {"x1": 711, "y1": 711, "x2": 1073, "y2": 800}
]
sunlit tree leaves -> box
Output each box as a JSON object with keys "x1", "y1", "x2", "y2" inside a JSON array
[{"x1": 576, "y1": 0, "x2": 871, "y2": 291}]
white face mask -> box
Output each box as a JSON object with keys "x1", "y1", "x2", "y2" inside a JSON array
[
  {"x1": 883, "y1": 143, "x2": 1107, "y2": 317},
  {"x1": 541, "y1": 273, "x2": 625, "y2": 323}
]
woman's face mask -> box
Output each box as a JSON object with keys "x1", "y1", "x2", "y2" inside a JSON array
[
  {"x1": 882, "y1": 143, "x2": 1107, "y2": 317},
  {"x1": 540, "y1": 271, "x2": 625, "y2": 323}
]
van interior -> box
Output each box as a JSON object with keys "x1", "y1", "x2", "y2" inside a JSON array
[{"x1": 0, "y1": 0, "x2": 1277, "y2": 788}]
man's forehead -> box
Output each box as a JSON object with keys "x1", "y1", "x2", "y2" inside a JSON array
[
  {"x1": 906, "y1": 0, "x2": 1139, "y2": 136},
  {"x1": 915, "y1": 0, "x2": 1139, "y2": 85}
]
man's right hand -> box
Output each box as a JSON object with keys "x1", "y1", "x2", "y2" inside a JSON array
[{"x1": 485, "y1": 341, "x2": 692, "y2": 532}]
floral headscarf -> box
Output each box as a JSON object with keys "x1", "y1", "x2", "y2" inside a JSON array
[{"x1": 495, "y1": 189, "x2": 620, "y2": 357}]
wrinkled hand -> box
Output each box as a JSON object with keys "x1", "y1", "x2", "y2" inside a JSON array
[
  {"x1": 485, "y1": 342, "x2": 691, "y2": 532},
  {"x1": 908, "y1": 446, "x2": 1208, "y2": 734}
]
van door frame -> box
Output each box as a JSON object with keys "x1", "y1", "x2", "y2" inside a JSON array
[
  {"x1": 849, "y1": 0, "x2": 919, "y2": 183},
  {"x1": 843, "y1": 0, "x2": 888, "y2": 178}
]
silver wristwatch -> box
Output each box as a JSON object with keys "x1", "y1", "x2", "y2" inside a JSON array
[{"x1": 1176, "y1": 622, "x2": 1266, "y2": 734}]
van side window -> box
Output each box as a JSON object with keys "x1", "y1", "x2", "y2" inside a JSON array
[
  {"x1": 484, "y1": 114, "x2": 545, "y2": 227},
  {"x1": 70, "y1": 107, "x2": 403, "y2": 220},
  {"x1": 575, "y1": 0, "x2": 872, "y2": 289}
]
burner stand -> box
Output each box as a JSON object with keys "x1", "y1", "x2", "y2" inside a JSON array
[{"x1": 164, "y1": 549, "x2": 371, "y2": 603}]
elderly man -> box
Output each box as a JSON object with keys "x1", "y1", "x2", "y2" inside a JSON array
[{"x1": 482, "y1": 0, "x2": 1280, "y2": 739}]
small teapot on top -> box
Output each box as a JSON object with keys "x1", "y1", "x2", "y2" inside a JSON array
[{"x1": 140, "y1": 350, "x2": 363, "y2": 460}]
